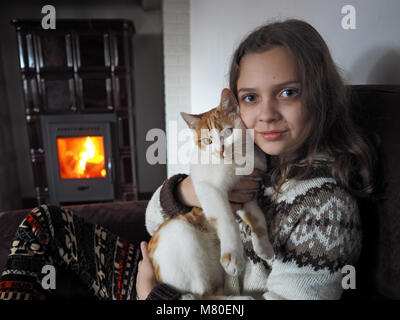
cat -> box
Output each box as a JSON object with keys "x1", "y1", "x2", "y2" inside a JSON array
[{"x1": 147, "y1": 88, "x2": 274, "y2": 299}]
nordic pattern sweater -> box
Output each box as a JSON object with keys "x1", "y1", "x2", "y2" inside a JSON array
[{"x1": 144, "y1": 159, "x2": 362, "y2": 300}]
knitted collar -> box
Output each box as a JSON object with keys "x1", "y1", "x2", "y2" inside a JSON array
[{"x1": 262, "y1": 153, "x2": 334, "y2": 188}]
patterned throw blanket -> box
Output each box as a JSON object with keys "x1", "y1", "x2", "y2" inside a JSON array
[{"x1": 0, "y1": 205, "x2": 141, "y2": 300}]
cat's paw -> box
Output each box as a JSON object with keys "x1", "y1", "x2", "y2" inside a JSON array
[
  {"x1": 220, "y1": 251, "x2": 245, "y2": 277},
  {"x1": 251, "y1": 234, "x2": 275, "y2": 262}
]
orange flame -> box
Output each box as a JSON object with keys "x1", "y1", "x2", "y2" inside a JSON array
[{"x1": 57, "y1": 136, "x2": 107, "y2": 179}]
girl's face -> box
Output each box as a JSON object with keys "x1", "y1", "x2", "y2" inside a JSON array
[{"x1": 237, "y1": 46, "x2": 307, "y2": 156}]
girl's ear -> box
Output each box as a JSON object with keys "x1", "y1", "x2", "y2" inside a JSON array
[
  {"x1": 180, "y1": 112, "x2": 201, "y2": 130},
  {"x1": 219, "y1": 88, "x2": 239, "y2": 113}
]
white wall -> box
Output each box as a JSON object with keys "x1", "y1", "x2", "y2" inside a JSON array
[{"x1": 190, "y1": 0, "x2": 400, "y2": 114}]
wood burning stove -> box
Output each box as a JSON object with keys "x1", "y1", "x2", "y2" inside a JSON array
[
  {"x1": 41, "y1": 114, "x2": 116, "y2": 205},
  {"x1": 12, "y1": 19, "x2": 139, "y2": 205}
]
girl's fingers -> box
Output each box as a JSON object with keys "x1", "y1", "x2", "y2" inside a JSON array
[
  {"x1": 228, "y1": 191, "x2": 256, "y2": 203},
  {"x1": 250, "y1": 168, "x2": 265, "y2": 175},
  {"x1": 140, "y1": 241, "x2": 149, "y2": 260},
  {"x1": 232, "y1": 179, "x2": 260, "y2": 191},
  {"x1": 230, "y1": 202, "x2": 243, "y2": 213},
  {"x1": 248, "y1": 168, "x2": 265, "y2": 179}
]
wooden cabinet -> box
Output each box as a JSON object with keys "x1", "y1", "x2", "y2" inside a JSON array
[{"x1": 12, "y1": 19, "x2": 138, "y2": 204}]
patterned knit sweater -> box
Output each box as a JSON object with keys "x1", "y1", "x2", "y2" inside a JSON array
[{"x1": 144, "y1": 156, "x2": 362, "y2": 300}]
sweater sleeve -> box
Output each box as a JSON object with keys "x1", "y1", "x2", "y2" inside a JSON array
[
  {"x1": 262, "y1": 183, "x2": 362, "y2": 300},
  {"x1": 146, "y1": 283, "x2": 183, "y2": 300},
  {"x1": 145, "y1": 173, "x2": 192, "y2": 236}
]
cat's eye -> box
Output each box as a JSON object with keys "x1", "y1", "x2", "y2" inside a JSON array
[
  {"x1": 221, "y1": 128, "x2": 233, "y2": 137},
  {"x1": 202, "y1": 137, "x2": 212, "y2": 145}
]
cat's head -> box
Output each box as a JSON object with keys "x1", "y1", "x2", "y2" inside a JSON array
[{"x1": 180, "y1": 88, "x2": 246, "y2": 159}]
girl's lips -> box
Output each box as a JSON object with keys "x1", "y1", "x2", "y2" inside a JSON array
[{"x1": 258, "y1": 130, "x2": 287, "y2": 141}]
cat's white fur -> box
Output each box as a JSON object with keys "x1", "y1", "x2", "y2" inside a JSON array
[{"x1": 149, "y1": 89, "x2": 274, "y2": 299}]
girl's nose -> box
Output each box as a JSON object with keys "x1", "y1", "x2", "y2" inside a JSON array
[{"x1": 258, "y1": 98, "x2": 280, "y2": 123}]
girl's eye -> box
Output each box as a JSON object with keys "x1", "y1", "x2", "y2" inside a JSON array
[
  {"x1": 242, "y1": 94, "x2": 257, "y2": 103},
  {"x1": 202, "y1": 137, "x2": 212, "y2": 145},
  {"x1": 280, "y1": 88, "x2": 299, "y2": 98}
]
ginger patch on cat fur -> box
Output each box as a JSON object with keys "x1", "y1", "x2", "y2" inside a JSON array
[
  {"x1": 242, "y1": 211, "x2": 267, "y2": 238},
  {"x1": 147, "y1": 207, "x2": 212, "y2": 282},
  {"x1": 221, "y1": 253, "x2": 231, "y2": 264},
  {"x1": 177, "y1": 207, "x2": 210, "y2": 233},
  {"x1": 197, "y1": 109, "x2": 236, "y2": 150}
]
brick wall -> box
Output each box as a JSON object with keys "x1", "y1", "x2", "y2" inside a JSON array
[{"x1": 162, "y1": 0, "x2": 191, "y2": 177}]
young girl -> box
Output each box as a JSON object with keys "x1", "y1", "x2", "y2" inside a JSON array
[{"x1": 136, "y1": 19, "x2": 376, "y2": 300}]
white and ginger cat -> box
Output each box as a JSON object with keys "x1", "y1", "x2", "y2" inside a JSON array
[{"x1": 147, "y1": 88, "x2": 274, "y2": 299}]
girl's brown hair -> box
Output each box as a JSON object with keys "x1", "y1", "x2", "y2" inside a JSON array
[{"x1": 229, "y1": 19, "x2": 376, "y2": 198}]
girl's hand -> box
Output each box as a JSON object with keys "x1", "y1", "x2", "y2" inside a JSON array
[
  {"x1": 136, "y1": 241, "x2": 157, "y2": 300},
  {"x1": 176, "y1": 175, "x2": 200, "y2": 208},
  {"x1": 228, "y1": 168, "x2": 264, "y2": 212}
]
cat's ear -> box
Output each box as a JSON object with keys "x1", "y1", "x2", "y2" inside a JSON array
[
  {"x1": 219, "y1": 88, "x2": 239, "y2": 113},
  {"x1": 180, "y1": 112, "x2": 201, "y2": 130}
]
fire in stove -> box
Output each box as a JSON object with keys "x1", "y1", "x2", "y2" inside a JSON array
[{"x1": 56, "y1": 136, "x2": 107, "y2": 179}]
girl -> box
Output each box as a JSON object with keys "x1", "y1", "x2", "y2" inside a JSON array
[{"x1": 137, "y1": 19, "x2": 376, "y2": 300}]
